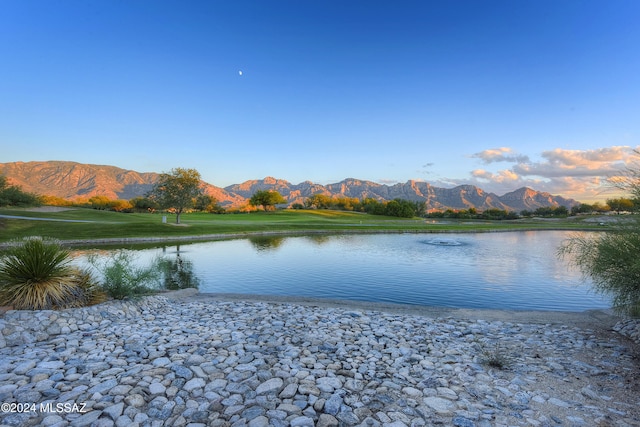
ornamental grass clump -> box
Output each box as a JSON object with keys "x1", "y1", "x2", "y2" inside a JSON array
[
  {"x1": 0, "y1": 236, "x2": 106, "y2": 310},
  {"x1": 559, "y1": 151, "x2": 640, "y2": 317},
  {"x1": 559, "y1": 227, "x2": 640, "y2": 317}
]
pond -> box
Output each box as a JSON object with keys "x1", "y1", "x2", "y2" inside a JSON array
[{"x1": 77, "y1": 231, "x2": 610, "y2": 312}]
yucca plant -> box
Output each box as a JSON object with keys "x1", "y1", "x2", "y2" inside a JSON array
[
  {"x1": 0, "y1": 237, "x2": 105, "y2": 310},
  {"x1": 66, "y1": 268, "x2": 108, "y2": 308}
]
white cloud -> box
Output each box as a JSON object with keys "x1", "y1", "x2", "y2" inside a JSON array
[
  {"x1": 471, "y1": 147, "x2": 530, "y2": 164},
  {"x1": 518, "y1": 146, "x2": 635, "y2": 178},
  {"x1": 471, "y1": 169, "x2": 519, "y2": 183},
  {"x1": 378, "y1": 178, "x2": 400, "y2": 185},
  {"x1": 460, "y1": 145, "x2": 640, "y2": 201},
  {"x1": 542, "y1": 146, "x2": 631, "y2": 165}
]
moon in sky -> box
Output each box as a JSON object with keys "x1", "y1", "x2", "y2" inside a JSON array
[{"x1": 238, "y1": 70, "x2": 243, "y2": 76}]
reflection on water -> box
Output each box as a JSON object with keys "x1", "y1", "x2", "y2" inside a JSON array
[
  {"x1": 74, "y1": 231, "x2": 610, "y2": 311},
  {"x1": 156, "y1": 245, "x2": 200, "y2": 290},
  {"x1": 303, "y1": 235, "x2": 334, "y2": 245},
  {"x1": 247, "y1": 236, "x2": 286, "y2": 252},
  {"x1": 157, "y1": 254, "x2": 200, "y2": 290}
]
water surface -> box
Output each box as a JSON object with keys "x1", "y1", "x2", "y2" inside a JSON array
[{"x1": 81, "y1": 231, "x2": 609, "y2": 312}]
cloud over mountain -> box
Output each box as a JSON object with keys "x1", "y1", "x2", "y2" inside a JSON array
[
  {"x1": 465, "y1": 145, "x2": 639, "y2": 201},
  {"x1": 472, "y1": 147, "x2": 530, "y2": 164}
]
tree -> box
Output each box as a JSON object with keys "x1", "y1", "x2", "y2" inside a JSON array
[
  {"x1": 606, "y1": 197, "x2": 634, "y2": 215},
  {"x1": 413, "y1": 201, "x2": 427, "y2": 217},
  {"x1": 364, "y1": 198, "x2": 386, "y2": 215},
  {"x1": 305, "y1": 194, "x2": 332, "y2": 209},
  {"x1": 532, "y1": 206, "x2": 568, "y2": 217},
  {"x1": 334, "y1": 196, "x2": 360, "y2": 211},
  {"x1": 591, "y1": 201, "x2": 610, "y2": 213},
  {"x1": 249, "y1": 190, "x2": 286, "y2": 211},
  {"x1": 148, "y1": 168, "x2": 203, "y2": 224},
  {"x1": 559, "y1": 153, "x2": 640, "y2": 316},
  {"x1": 130, "y1": 196, "x2": 159, "y2": 212},
  {"x1": 0, "y1": 175, "x2": 41, "y2": 207},
  {"x1": 385, "y1": 199, "x2": 416, "y2": 218},
  {"x1": 570, "y1": 203, "x2": 595, "y2": 216},
  {"x1": 88, "y1": 196, "x2": 113, "y2": 210},
  {"x1": 194, "y1": 194, "x2": 225, "y2": 213}
]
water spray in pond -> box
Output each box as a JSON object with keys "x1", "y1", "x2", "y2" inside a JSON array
[{"x1": 424, "y1": 238, "x2": 464, "y2": 246}]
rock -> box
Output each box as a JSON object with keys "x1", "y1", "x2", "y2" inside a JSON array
[
  {"x1": 171, "y1": 364, "x2": 194, "y2": 380},
  {"x1": 124, "y1": 393, "x2": 146, "y2": 407},
  {"x1": 13, "y1": 360, "x2": 37, "y2": 375},
  {"x1": 324, "y1": 393, "x2": 343, "y2": 415},
  {"x1": 290, "y1": 416, "x2": 315, "y2": 426},
  {"x1": 37, "y1": 360, "x2": 65, "y2": 370},
  {"x1": 41, "y1": 415, "x2": 64, "y2": 426},
  {"x1": 279, "y1": 383, "x2": 298, "y2": 398},
  {"x1": 248, "y1": 416, "x2": 270, "y2": 427},
  {"x1": 152, "y1": 357, "x2": 171, "y2": 367},
  {"x1": 256, "y1": 377, "x2": 284, "y2": 395},
  {"x1": 183, "y1": 377, "x2": 206, "y2": 392},
  {"x1": 548, "y1": 397, "x2": 571, "y2": 408},
  {"x1": 423, "y1": 396, "x2": 455, "y2": 414},
  {"x1": 103, "y1": 402, "x2": 125, "y2": 420},
  {"x1": 88, "y1": 378, "x2": 118, "y2": 395},
  {"x1": 317, "y1": 413, "x2": 340, "y2": 427},
  {"x1": 452, "y1": 416, "x2": 476, "y2": 427},
  {"x1": 149, "y1": 382, "x2": 167, "y2": 394},
  {"x1": 316, "y1": 377, "x2": 343, "y2": 393},
  {"x1": 70, "y1": 410, "x2": 102, "y2": 427},
  {"x1": 0, "y1": 296, "x2": 637, "y2": 427}
]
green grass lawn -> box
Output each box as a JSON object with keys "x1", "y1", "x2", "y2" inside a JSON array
[{"x1": 0, "y1": 207, "x2": 606, "y2": 246}]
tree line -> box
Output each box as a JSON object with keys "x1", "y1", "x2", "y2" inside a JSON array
[
  {"x1": 294, "y1": 193, "x2": 425, "y2": 218},
  {"x1": 2, "y1": 168, "x2": 639, "y2": 221}
]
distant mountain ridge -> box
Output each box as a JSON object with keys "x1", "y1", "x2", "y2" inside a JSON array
[{"x1": 0, "y1": 161, "x2": 578, "y2": 212}]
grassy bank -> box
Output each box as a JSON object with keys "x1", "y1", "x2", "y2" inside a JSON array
[{"x1": 0, "y1": 207, "x2": 606, "y2": 246}]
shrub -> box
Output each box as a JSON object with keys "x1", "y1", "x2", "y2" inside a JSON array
[
  {"x1": 559, "y1": 227, "x2": 640, "y2": 316},
  {"x1": 559, "y1": 151, "x2": 640, "y2": 317},
  {"x1": 0, "y1": 175, "x2": 41, "y2": 207},
  {"x1": 88, "y1": 250, "x2": 161, "y2": 300},
  {"x1": 475, "y1": 340, "x2": 514, "y2": 370},
  {"x1": 0, "y1": 237, "x2": 105, "y2": 310}
]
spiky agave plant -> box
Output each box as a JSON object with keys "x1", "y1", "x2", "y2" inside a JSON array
[{"x1": 0, "y1": 237, "x2": 105, "y2": 310}]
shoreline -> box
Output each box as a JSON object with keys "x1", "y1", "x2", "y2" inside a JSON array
[
  {"x1": 177, "y1": 291, "x2": 640, "y2": 347},
  {"x1": 170, "y1": 289, "x2": 625, "y2": 331},
  {"x1": 0, "y1": 226, "x2": 605, "y2": 249}
]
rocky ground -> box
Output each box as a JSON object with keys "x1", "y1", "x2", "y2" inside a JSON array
[{"x1": 0, "y1": 293, "x2": 639, "y2": 427}]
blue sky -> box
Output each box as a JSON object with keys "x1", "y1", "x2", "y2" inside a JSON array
[{"x1": 1, "y1": 0, "x2": 639, "y2": 202}]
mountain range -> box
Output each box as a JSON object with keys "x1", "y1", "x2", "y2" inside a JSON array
[{"x1": 0, "y1": 161, "x2": 578, "y2": 212}]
